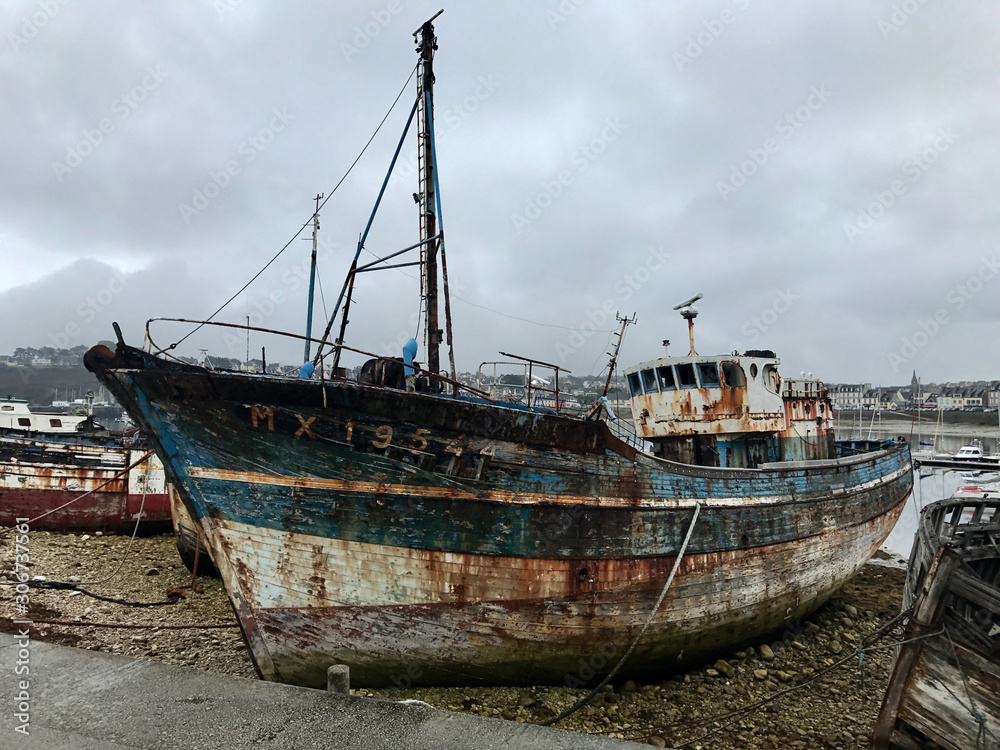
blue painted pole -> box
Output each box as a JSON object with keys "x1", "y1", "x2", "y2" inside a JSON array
[{"x1": 303, "y1": 193, "x2": 322, "y2": 364}]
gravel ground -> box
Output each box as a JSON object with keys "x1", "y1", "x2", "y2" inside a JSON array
[{"x1": 1, "y1": 531, "x2": 908, "y2": 749}]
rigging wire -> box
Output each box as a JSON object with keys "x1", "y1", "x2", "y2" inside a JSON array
[
  {"x1": 161, "y1": 62, "x2": 419, "y2": 354},
  {"x1": 451, "y1": 293, "x2": 617, "y2": 333},
  {"x1": 315, "y1": 265, "x2": 329, "y2": 322}
]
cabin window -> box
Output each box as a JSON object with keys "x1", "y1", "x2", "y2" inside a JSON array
[
  {"x1": 762, "y1": 364, "x2": 780, "y2": 394},
  {"x1": 641, "y1": 369, "x2": 658, "y2": 393},
  {"x1": 675, "y1": 363, "x2": 698, "y2": 388},
  {"x1": 627, "y1": 372, "x2": 642, "y2": 397},
  {"x1": 49, "y1": 418, "x2": 63, "y2": 428},
  {"x1": 720, "y1": 362, "x2": 746, "y2": 387},
  {"x1": 697, "y1": 363, "x2": 721, "y2": 388},
  {"x1": 17, "y1": 418, "x2": 30, "y2": 427},
  {"x1": 749, "y1": 363, "x2": 758, "y2": 379},
  {"x1": 656, "y1": 365, "x2": 676, "y2": 391},
  {"x1": 1, "y1": 405, "x2": 13, "y2": 411}
]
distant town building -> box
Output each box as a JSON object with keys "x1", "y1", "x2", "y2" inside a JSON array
[{"x1": 828, "y1": 383, "x2": 870, "y2": 411}]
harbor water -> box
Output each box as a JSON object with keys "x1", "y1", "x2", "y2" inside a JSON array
[{"x1": 836, "y1": 422, "x2": 998, "y2": 558}]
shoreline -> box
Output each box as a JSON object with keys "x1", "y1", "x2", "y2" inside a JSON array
[{"x1": 1, "y1": 531, "x2": 908, "y2": 749}]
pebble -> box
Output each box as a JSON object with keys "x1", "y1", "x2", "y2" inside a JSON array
[
  {"x1": 18, "y1": 530, "x2": 909, "y2": 750},
  {"x1": 714, "y1": 659, "x2": 736, "y2": 679}
]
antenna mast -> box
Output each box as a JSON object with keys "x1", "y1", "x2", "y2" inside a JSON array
[{"x1": 602, "y1": 313, "x2": 636, "y2": 398}]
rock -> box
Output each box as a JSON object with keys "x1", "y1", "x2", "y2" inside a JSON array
[
  {"x1": 791, "y1": 640, "x2": 807, "y2": 651},
  {"x1": 620, "y1": 679, "x2": 638, "y2": 694},
  {"x1": 759, "y1": 644, "x2": 775, "y2": 661},
  {"x1": 753, "y1": 669, "x2": 769, "y2": 680},
  {"x1": 647, "y1": 737, "x2": 667, "y2": 748},
  {"x1": 776, "y1": 671, "x2": 794, "y2": 683},
  {"x1": 714, "y1": 659, "x2": 736, "y2": 679},
  {"x1": 843, "y1": 604, "x2": 858, "y2": 618},
  {"x1": 829, "y1": 640, "x2": 844, "y2": 655},
  {"x1": 705, "y1": 668, "x2": 720, "y2": 678},
  {"x1": 517, "y1": 694, "x2": 536, "y2": 708}
]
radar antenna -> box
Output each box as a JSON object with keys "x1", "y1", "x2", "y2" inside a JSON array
[{"x1": 673, "y1": 293, "x2": 703, "y2": 356}]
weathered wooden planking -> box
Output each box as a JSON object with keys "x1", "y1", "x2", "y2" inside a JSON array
[
  {"x1": 88, "y1": 343, "x2": 912, "y2": 688},
  {"x1": 872, "y1": 498, "x2": 1000, "y2": 750},
  {"x1": 897, "y1": 640, "x2": 1000, "y2": 750}
]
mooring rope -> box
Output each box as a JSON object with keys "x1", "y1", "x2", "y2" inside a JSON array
[
  {"x1": 614, "y1": 609, "x2": 928, "y2": 747},
  {"x1": 542, "y1": 502, "x2": 703, "y2": 727}
]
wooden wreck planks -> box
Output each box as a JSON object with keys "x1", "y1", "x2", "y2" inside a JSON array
[{"x1": 872, "y1": 498, "x2": 1000, "y2": 750}]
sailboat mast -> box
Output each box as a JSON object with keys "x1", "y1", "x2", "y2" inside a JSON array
[{"x1": 416, "y1": 12, "x2": 442, "y2": 377}]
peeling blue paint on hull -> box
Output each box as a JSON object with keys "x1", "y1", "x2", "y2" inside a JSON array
[{"x1": 88, "y1": 351, "x2": 913, "y2": 687}]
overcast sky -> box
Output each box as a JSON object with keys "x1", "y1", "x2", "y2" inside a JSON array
[{"x1": 1, "y1": 1, "x2": 997, "y2": 385}]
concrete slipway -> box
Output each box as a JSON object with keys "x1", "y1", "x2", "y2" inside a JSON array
[{"x1": 0, "y1": 633, "x2": 648, "y2": 749}]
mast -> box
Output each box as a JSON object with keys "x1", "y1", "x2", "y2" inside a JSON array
[
  {"x1": 303, "y1": 193, "x2": 323, "y2": 363},
  {"x1": 601, "y1": 313, "x2": 636, "y2": 398},
  {"x1": 416, "y1": 11, "x2": 442, "y2": 377}
]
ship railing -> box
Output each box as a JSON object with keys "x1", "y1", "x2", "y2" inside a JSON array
[
  {"x1": 476, "y1": 354, "x2": 571, "y2": 415},
  {"x1": 595, "y1": 403, "x2": 648, "y2": 452}
]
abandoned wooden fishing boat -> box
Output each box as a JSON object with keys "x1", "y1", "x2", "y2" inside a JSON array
[
  {"x1": 0, "y1": 430, "x2": 170, "y2": 533},
  {"x1": 84, "y1": 15, "x2": 912, "y2": 688},
  {"x1": 872, "y1": 497, "x2": 1000, "y2": 750}
]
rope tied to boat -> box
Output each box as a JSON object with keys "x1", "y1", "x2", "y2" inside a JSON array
[
  {"x1": 541, "y1": 502, "x2": 703, "y2": 727},
  {"x1": 942, "y1": 626, "x2": 1000, "y2": 749},
  {"x1": 615, "y1": 608, "x2": 926, "y2": 747}
]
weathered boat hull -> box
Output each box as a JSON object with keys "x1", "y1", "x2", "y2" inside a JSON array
[
  {"x1": 0, "y1": 433, "x2": 170, "y2": 533},
  {"x1": 170, "y1": 485, "x2": 217, "y2": 575},
  {"x1": 222, "y1": 502, "x2": 903, "y2": 687},
  {"x1": 87, "y1": 344, "x2": 913, "y2": 687},
  {"x1": 872, "y1": 497, "x2": 1000, "y2": 750}
]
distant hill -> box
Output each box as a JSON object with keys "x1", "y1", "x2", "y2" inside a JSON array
[{"x1": 0, "y1": 365, "x2": 107, "y2": 406}]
